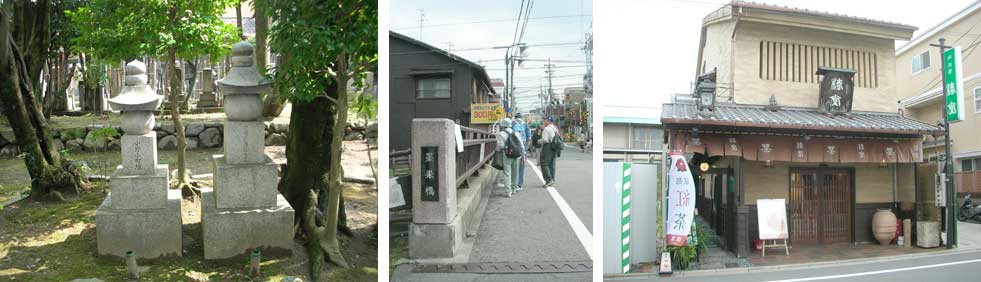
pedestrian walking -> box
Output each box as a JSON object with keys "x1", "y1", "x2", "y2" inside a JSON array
[
  {"x1": 530, "y1": 126, "x2": 543, "y2": 158},
  {"x1": 537, "y1": 116, "x2": 561, "y2": 187},
  {"x1": 512, "y1": 113, "x2": 531, "y2": 192},
  {"x1": 496, "y1": 118, "x2": 522, "y2": 197}
]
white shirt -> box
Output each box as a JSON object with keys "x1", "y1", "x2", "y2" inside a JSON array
[{"x1": 538, "y1": 124, "x2": 559, "y2": 146}]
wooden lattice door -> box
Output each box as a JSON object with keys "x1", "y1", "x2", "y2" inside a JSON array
[{"x1": 789, "y1": 169, "x2": 852, "y2": 244}]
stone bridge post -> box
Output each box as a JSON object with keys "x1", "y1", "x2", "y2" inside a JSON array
[{"x1": 409, "y1": 118, "x2": 461, "y2": 259}]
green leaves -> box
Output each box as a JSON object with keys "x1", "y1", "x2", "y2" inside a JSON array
[
  {"x1": 68, "y1": 0, "x2": 238, "y2": 62},
  {"x1": 257, "y1": 0, "x2": 378, "y2": 103}
]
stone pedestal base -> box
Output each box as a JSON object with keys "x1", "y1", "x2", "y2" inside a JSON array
[
  {"x1": 109, "y1": 164, "x2": 169, "y2": 210},
  {"x1": 409, "y1": 215, "x2": 462, "y2": 259},
  {"x1": 96, "y1": 189, "x2": 182, "y2": 259},
  {"x1": 197, "y1": 93, "x2": 220, "y2": 108},
  {"x1": 212, "y1": 155, "x2": 279, "y2": 209},
  {"x1": 120, "y1": 133, "x2": 159, "y2": 174},
  {"x1": 201, "y1": 188, "x2": 294, "y2": 259},
  {"x1": 224, "y1": 121, "x2": 266, "y2": 164}
]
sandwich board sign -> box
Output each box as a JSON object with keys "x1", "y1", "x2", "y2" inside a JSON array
[{"x1": 757, "y1": 199, "x2": 790, "y2": 256}]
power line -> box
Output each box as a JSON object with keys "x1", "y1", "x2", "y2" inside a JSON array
[
  {"x1": 390, "y1": 42, "x2": 584, "y2": 56},
  {"x1": 391, "y1": 14, "x2": 592, "y2": 30}
]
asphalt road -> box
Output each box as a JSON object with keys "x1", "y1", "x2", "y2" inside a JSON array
[
  {"x1": 555, "y1": 145, "x2": 594, "y2": 233},
  {"x1": 607, "y1": 248, "x2": 981, "y2": 282}
]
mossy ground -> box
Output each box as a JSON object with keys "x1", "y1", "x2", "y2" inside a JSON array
[{"x1": 0, "y1": 143, "x2": 377, "y2": 281}]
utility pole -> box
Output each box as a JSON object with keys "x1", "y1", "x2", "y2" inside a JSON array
[
  {"x1": 545, "y1": 58, "x2": 555, "y2": 118},
  {"x1": 417, "y1": 9, "x2": 425, "y2": 39},
  {"x1": 932, "y1": 38, "x2": 957, "y2": 249},
  {"x1": 540, "y1": 84, "x2": 545, "y2": 116}
]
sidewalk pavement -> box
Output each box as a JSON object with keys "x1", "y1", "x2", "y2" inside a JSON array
[
  {"x1": 613, "y1": 217, "x2": 981, "y2": 279},
  {"x1": 392, "y1": 147, "x2": 593, "y2": 282}
]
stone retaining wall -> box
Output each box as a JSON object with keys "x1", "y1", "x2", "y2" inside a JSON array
[{"x1": 0, "y1": 120, "x2": 377, "y2": 158}]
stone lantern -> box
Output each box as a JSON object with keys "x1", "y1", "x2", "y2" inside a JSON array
[
  {"x1": 201, "y1": 41, "x2": 294, "y2": 259},
  {"x1": 110, "y1": 61, "x2": 161, "y2": 135},
  {"x1": 217, "y1": 41, "x2": 271, "y2": 121},
  {"x1": 96, "y1": 60, "x2": 182, "y2": 259}
]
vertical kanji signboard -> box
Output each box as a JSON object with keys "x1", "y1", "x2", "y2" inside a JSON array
[
  {"x1": 943, "y1": 47, "x2": 965, "y2": 122},
  {"x1": 666, "y1": 152, "x2": 696, "y2": 246},
  {"x1": 421, "y1": 146, "x2": 439, "y2": 201}
]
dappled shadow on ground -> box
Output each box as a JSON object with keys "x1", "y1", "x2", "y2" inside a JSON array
[
  {"x1": 0, "y1": 192, "x2": 306, "y2": 281},
  {"x1": 0, "y1": 184, "x2": 378, "y2": 281}
]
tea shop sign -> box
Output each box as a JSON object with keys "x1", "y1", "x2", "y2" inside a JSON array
[
  {"x1": 816, "y1": 67, "x2": 855, "y2": 115},
  {"x1": 420, "y1": 146, "x2": 439, "y2": 202}
]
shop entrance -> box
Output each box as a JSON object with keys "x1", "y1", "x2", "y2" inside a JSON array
[
  {"x1": 698, "y1": 168, "x2": 736, "y2": 251},
  {"x1": 789, "y1": 168, "x2": 853, "y2": 244}
]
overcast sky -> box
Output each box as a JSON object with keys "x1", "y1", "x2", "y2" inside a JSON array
[
  {"x1": 389, "y1": 0, "x2": 977, "y2": 118},
  {"x1": 595, "y1": 0, "x2": 977, "y2": 118},
  {"x1": 390, "y1": 0, "x2": 593, "y2": 113}
]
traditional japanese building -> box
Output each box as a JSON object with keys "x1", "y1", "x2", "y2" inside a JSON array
[
  {"x1": 389, "y1": 31, "x2": 498, "y2": 152},
  {"x1": 662, "y1": 1, "x2": 941, "y2": 257}
]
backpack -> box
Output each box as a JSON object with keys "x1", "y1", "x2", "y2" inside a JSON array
[
  {"x1": 551, "y1": 129, "x2": 564, "y2": 152},
  {"x1": 505, "y1": 131, "x2": 523, "y2": 158}
]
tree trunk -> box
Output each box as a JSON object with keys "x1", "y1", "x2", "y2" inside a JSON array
[
  {"x1": 167, "y1": 48, "x2": 190, "y2": 189},
  {"x1": 0, "y1": 0, "x2": 84, "y2": 200},
  {"x1": 182, "y1": 59, "x2": 197, "y2": 106},
  {"x1": 254, "y1": 5, "x2": 268, "y2": 75},
  {"x1": 255, "y1": 4, "x2": 284, "y2": 118},
  {"x1": 323, "y1": 52, "x2": 350, "y2": 267},
  {"x1": 277, "y1": 95, "x2": 337, "y2": 280},
  {"x1": 235, "y1": 1, "x2": 243, "y2": 40}
]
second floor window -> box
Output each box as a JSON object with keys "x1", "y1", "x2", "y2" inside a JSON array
[
  {"x1": 631, "y1": 127, "x2": 661, "y2": 150},
  {"x1": 975, "y1": 87, "x2": 981, "y2": 113},
  {"x1": 962, "y1": 158, "x2": 978, "y2": 172},
  {"x1": 912, "y1": 50, "x2": 931, "y2": 74},
  {"x1": 417, "y1": 77, "x2": 451, "y2": 99}
]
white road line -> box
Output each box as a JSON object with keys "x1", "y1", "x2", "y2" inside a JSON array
[
  {"x1": 526, "y1": 159, "x2": 593, "y2": 260},
  {"x1": 763, "y1": 258, "x2": 981, "y2": 282}
]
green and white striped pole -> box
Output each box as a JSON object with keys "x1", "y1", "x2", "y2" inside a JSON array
[{"x1": 621, "y1": 162, "x2": 633, "y2": 273}]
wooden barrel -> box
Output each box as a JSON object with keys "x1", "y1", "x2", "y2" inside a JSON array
[{"x1": 872, "y1": 209, "x2": 898, "y2": 245}]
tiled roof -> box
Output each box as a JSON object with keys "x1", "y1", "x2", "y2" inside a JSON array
[
  {"x1": 730, "y1": 1, "x2": 916, "y2": 31},
  {"x1": 661, "y1": 101, "x2": 941, "y2": 135}
]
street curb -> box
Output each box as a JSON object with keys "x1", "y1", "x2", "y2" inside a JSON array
[{"x1": 605, "y1": 246, "x2": 981, "y2": 279}]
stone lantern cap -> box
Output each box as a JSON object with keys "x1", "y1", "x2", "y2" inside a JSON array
[
  {"x1": 108, "y1": 60, "x2": 163, "y2": 111},
  {"x1": 217, "y1": 41, "x2": 272, "y2": 95}
]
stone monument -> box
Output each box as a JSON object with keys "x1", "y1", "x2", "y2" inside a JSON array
[
  {"x1": 196, "y1": 68, "x2": 220, "y2": 108},
  {"x1": 201, "y1": 41, "x2": 294, "y2": 259},
  {"x1": 96, "y1": 60, "x2": 182, "y2": 259}
]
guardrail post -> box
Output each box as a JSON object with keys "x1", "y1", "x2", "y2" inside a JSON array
[{"x1": 410, "y1": 118, "x2": 461, "y2": 258}]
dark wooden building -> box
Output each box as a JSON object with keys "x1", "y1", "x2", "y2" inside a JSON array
[{"x1": 389, "y1": 32, "x2": 497, "y2": 151}]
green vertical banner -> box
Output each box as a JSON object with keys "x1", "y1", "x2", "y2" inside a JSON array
[
  {"x1": 943, "y1": 47, "x2": 965, "y2": 122},
  {"x1": 621, "y1": 162, "x2": 632, "y2": 273}
]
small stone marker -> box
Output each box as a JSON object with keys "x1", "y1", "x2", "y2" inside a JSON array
[
  {"x1": 196, "y1": 68, "x2": 220, "y2": 108},
  {"x1": 658, "y1": 252, "x2": 672, "y2": 275},
  {"x1": 96, "y1": 60, "x2": 182, "y2": 259}
]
